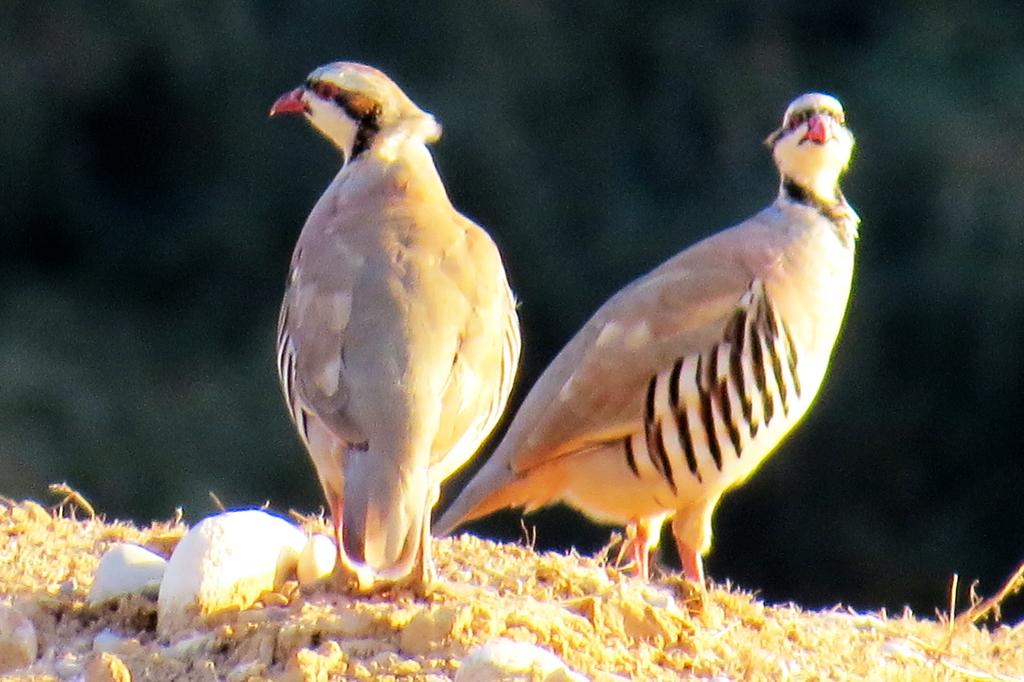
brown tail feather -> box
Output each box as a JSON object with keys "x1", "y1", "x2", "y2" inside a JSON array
[{"x1": 433, "y1": 456, "x2": 569, "y2": 536}]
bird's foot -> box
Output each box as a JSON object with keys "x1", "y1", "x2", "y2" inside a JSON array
[{"x1": 612, "y1": 520, "x2": 653, "y2": 581}]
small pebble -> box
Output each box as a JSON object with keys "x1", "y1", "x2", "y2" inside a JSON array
[
  {"x1": 54, "y1": 652, "x2": 84, "y2": 679},
  {"x1": 297, "y1": 533, "x2": 337, "y2": 587},
  {"x1": 165, "y1": 632, "x2": 214, "y2": 658},
  {"x1": 89, "y1": 544, "x2": 167, "y2": 605},
  {"x1": 455, "y1": 638, "x2": 589, "y2": 682},
  {"x1": 92, "y1": 629, "x2": 125, "y2": 653},
  {"x1": 225, "y1": 660, "x2": 266, "y2": 682},
  {"x1": 400, "y1": 608, "x2": 458, "y2": 656},
  {"x1": 84, "y1": 651, "x2": 131, "y2": 682},
  {"x1": 0, "y1": 603, "x2": 37, "y2": 673}
]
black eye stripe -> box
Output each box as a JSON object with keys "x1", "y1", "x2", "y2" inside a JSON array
[
  {"x1": 334, "y1": 91, "x2": 381, "y2": 124},
  {"x1": 787, "y1": 108, "x2": 843, "y2": 129},
  {"x1": 305, "y1": 79, "x2": 381, "y2": 124}
]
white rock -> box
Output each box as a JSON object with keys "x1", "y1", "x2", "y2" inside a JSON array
[
  {"x1": 226, "y1": 659, "x2": 267, "y2": 682},
  {"x1": 157, "y1": 510, "x2": 306, "y2": 636},
  {"x1": 0, "y1": 603, "x2": 37, "y2": 673},
  {"x1": 89, "y1": 543, "x2": 167, "y2": 605},
  {"x1": 164, "y1": 632, "x2": 215, "y2": 658},
  {"x1": 638, "y1": 584, "x2": 683, "y2": 613},
  {"x1": 882, "y1": 638, "x2": 927, "y2": 663},
  {"x1": 53, "y1": 652, "x2": 84, "y2": 679},
  {"x1": 92, "y1": 629, "x2": 142, "y2": 657},
  {"x1": 455, "y1": 638, "x2": 589, "y2": 682},
  {"x1": 297, "y1": 533, "x2": 337, "y2": 587},
  {"x1": 92, "y1": 630, "x2": 124, "y2": 654}
]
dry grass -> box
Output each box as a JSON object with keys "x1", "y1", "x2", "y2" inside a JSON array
[{"x1": 1, "y1": 496, "x2": 1023, "y2": 681}]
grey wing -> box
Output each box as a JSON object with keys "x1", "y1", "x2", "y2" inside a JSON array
[
  {"x1": 504, "y1": 240, "x2": 772, "y2": 474},
  {"x1": 427, "y1": 219, "x2": 522, "y2": 479},
  {"x1": 276, "y1": 238, "x2": 367, "y2": 448}
]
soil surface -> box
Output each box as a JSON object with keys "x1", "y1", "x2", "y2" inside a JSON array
[{"x1": 1, "y1": 498, "x2": 1022, "y2": 681}]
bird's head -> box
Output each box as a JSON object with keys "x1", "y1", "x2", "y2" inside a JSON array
[
  {"x1": 270, "y1": 62, "x2": 441, "y2": 164},
  {"x1": 766, "y1": 92, "x2": 853, "y2": 203}
]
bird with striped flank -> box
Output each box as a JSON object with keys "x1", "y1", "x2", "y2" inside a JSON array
[
  {"x1": 435, "y1": 92, "x2": 858, "y2": 588},
  {"x1": 270, "y1": 62, "x2": 521, "y2": 592}
]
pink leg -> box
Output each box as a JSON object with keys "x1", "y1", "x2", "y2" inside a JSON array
[
  {"x1": 633, "y1": 521, "x2": 652, "y2": 581},
  {"x1": 413, "y1": 513, "x2": 435, "y2": 592},
  {"x1": 328, "y1": 493, "x2": 345, "y2": 573},
  {"x1": 617, "y1": 518, "x2": 654, "y2": 581},
  {"x1": 676, "y1": 540, "x2": 705, "y2": 586}
]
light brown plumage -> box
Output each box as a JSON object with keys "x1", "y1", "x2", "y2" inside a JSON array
[
  {"x1": 435, "y1": 92, "x2": 858, "y2": 586},
  {"x1": 271, "y1": 62, "x2": 520, "y2": 591}
]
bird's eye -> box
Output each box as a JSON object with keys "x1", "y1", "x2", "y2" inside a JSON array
[
  {"x1": 308, "y1": 80, "x2": 343, "y2": 101},
  {"x1": 788, "y1": 111, "x2": 808, "y2": 128}
]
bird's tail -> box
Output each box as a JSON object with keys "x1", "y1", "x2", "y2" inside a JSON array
[
  {"x1": 342, "y1": 454, "x2": 430, "y2": 581},
  {"x1": 433, "y1": 450, "x2": 566, "y2": 537}
]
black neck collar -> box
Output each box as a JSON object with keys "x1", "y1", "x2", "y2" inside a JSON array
[
  {"x1": 350, "y1": 122, "x2": 378, "y2": 159},
  {"x1": 332, "y1": 93, "x2": 381, "y2": 160},
  {"x1": 781, "y1": 177, "x2": 858, "y2": 246},
  {"x1": 783, "y1": 177, "x2": 840, "y2": 219}
]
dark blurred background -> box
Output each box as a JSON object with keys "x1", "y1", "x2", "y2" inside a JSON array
[{"x1": 2, "y1": 2, "x2": 1023, "y2": 617}]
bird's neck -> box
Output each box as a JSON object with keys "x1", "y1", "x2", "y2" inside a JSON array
[
  {"x1": 342, "y1": 141, "x2": 449, "y2": 200},
  {"x1": 349, "y1": 124, "x2": 378, "y2": 161},
  {"x1": 779, "y1": 177, "x2": 860, "y2": 246},
  {"x1": 781, "y1": 176, "x2": 838, "y2": 210}
]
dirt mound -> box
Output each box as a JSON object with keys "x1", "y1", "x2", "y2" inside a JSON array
[{"x1": 1, "y1": 499, "x2": 1022, "y2": 680}]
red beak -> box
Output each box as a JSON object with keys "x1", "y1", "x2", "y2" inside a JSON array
[
  {"x1": 269, "y1": 87, "x2": 308, "y2": 117},
  {"x1": 803, "y1": 113, "x2": 828, "y2": 144}
]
